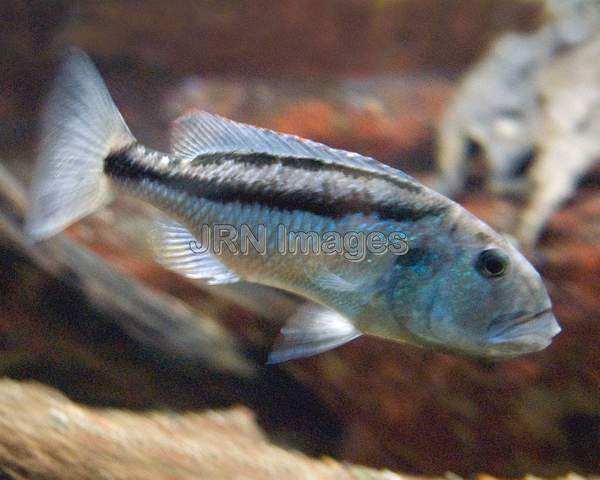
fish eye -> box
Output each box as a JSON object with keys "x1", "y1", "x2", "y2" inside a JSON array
[{"x1": 475, "y1": 249, "x2": 509, "y2": 278}]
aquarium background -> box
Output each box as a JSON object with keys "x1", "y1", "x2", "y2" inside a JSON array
[{"x1": 0, "y1": 1, "x2": 598, "y2": 478}]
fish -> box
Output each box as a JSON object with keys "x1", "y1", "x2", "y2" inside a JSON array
[{"x1": 25, "y1": 49, "x2": 561, "y2": 363}]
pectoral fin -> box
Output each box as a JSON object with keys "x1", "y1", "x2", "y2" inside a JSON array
[
  {"x1": 151, "y1": 220, "x2": 240, "y2": 285},
  {"x1": 267, "y1": 304, "x2": 362, "y2": 364}
]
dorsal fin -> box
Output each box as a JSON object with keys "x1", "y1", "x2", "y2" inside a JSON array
[
  {"x1": 151, "y1": 220, "x2": 240, "y2": 285},
  {"x1": 170, "y1": 111, "x2": 417, "y2": 183}
]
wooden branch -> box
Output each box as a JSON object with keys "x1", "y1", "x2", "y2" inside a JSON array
[{"x1": 0, "y1": 379, "x2": 410, "y2": 480}]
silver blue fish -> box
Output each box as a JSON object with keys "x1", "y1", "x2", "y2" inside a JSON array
[{"x1": 26, "y1": 50, "x2": 561, "y2": 363}]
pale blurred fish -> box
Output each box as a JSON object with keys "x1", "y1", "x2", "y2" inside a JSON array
[{"x1": 26, "y1": 50, "x2": 561, "y2": 363}]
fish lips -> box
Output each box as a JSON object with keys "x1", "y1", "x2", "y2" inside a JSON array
[{"x1": 486, "y1": 308, "x2": 561, "y2": 356}]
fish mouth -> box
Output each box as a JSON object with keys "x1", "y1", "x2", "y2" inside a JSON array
[{"x1": 486, "y1": 308, "x2": 561, "y2": 355}]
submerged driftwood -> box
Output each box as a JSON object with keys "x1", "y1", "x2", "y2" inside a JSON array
[
  {"x1": 0, "y1": 378, "x2": 597, "y2": 480},
  {"x1": 0, "y1": 378, "x2": 410, "y2": 480}
]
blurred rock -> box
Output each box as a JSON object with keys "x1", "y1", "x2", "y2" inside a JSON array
[
  {"x1": 434, "y1": 0, "x2": 600, "y2": 245},
  {"x1": 518, "y1": 30, "x2": 600, "y2": 245}
]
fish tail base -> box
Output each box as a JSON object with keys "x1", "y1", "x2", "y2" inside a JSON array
[{"x1": 25, "y1": 48, "x2": 135, "y2": 241}]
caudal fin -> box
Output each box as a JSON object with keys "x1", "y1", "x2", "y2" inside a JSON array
[{"x1": 25, "y1": 48, "x2": 135, "y2": 241}]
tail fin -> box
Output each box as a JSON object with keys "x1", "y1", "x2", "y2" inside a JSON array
[{"x1": 25, "y1": 48, "x2": 135, "y2": 241}]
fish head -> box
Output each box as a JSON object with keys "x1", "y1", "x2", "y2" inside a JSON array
[{"x1": 388, "y1": 208, "x2": 561, "y2": 359}]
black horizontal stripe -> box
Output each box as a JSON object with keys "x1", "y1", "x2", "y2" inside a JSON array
[
  {"x1": 104, "y1": 147, "x2": 447, "y2": 222},
  {"x1": 194, "y1": 152, "x2": 424, "y2": 194}
]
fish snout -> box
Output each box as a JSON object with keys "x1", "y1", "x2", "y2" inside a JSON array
[{"x1": 486, "y1": 309, "x2": 561, "y2": 356}]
